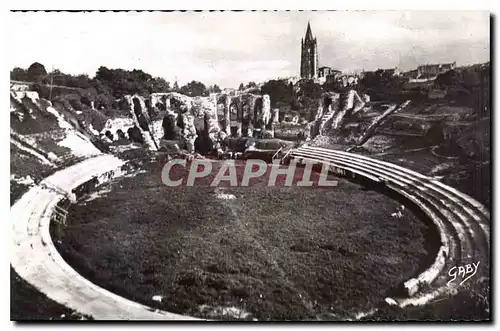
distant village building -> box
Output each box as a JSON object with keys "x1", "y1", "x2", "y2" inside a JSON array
[
  {"x1": 296, "y1": 21, "x2": 457, "y2": 90},
  {"x1": 300, "y1": 22, "x2": 318, "y2": 80},
  {"x1": 280, "y1": 76, "x2": 301, "y2": 85},
  {"x1": 401, "y1": 69, "x2": 419, "y2": 79},
  {"x1": 318, "y1": 67, "x2": 342, "y2": 84},
  {"x1": 361, "y1": 67, "x2": 400, "y2": 77},
  {"x1": 299, "y1": 22, "x2": 347, "y2": 85},
  {"x1": 318, "y1": 66, "x2": 333, "y2": 78},
  {"x1": 379, "y1": 67, "x2": 401, "y2": 76},
  {"x1": 417, "y1": 62, "x2": 456, "y2": 77}
]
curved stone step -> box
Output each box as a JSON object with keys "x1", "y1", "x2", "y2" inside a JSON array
[
  {"x1": 290, "y1": 152, "x2": 469, "y2": 294},
  {"x1": 11, "y1": 148, "x2": 489, "y2": 320},
  {"x1": 11, "y1": 155, "x2": 200, "y2": 320},
  {"x1": 294, "y1": 147, "x2": 490, "y2": 263},
  {"x1": 295, "y1": 146, "x2": 490, "y2": 246},
  {"x1": 290, "y1": 147, "x2": 489, "y2": 302}
]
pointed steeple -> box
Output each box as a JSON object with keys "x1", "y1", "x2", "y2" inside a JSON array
[{"x1": 304, "y1": 21, "x2": 314, "y2": 41}]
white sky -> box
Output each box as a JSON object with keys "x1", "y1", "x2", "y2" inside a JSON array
[{"x1": 8, "y1": 11, "x2": 490, "y2": 88}]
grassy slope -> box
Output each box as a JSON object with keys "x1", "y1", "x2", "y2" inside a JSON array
[{"x1": 53, "y1": 160, "x2": 429, "y2": 320}]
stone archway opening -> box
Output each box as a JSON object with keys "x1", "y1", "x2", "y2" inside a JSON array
[
  {"x1": 217, "y1": 95, "x2": 227, "y2": 132},
  {"x1": 105, "y1": 130, "x2": 114, "y2": 141},
  {"x1": 128, "y1": 126, "x2": 144, "y2": 144},
  {"x1": 229, "y1": 102, "x2": 240, "y2": 137},
  {"x1": 132, "y1": 97, "x2": 150, "y2": 132},
  {"x1": 162, "y1": 113, "x2": 179, "y2": 140},
  {"x1": 253, "y1": 97, "x2": 264, "y2": 131},
  {"x1": 193, "y1": 113, "x2": 213, "y2": 154},
  {"x1": 144, "y1": 99, "x2": 153, "y2": 118},
  {"x1": 116, "y1": 129, "x2": 127, "y2": 140},
  {"x1": 241, "y1": 103, "x2": 251, "y2": 137},
  {"x1": 132, "y1": 97, "x2": 142, "y2": 118}
]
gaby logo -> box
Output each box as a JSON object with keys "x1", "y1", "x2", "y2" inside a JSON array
[
  {"x1": 447, "y1": 261, "x2": 480, "y2": 286},
  {"x1": 161, "y1": 159, "x2": 340, "y2": 187}
]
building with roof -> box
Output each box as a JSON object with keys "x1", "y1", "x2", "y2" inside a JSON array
[{"x1": 417, "y1": 62, "x2": 456, "y2": 78}]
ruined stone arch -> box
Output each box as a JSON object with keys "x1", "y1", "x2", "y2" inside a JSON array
[
  {"x1": 229, "y1": 101, "x2": 239, "y2": 122},
  {"x1": 116, "y1": 129, "x2": 127, "y2": 140},
  {"x1": 253, "y1": 97, "x2": 264, "y2": 128},
  {"x1": 162, "y1": 113, "x2": 179, "y2": 140},
  {"x1": 127, "y1": 126, "x2": 144, "y2": 144},
  {"x1": 242, "y1": 102, "x2": 251, "y2": 120},
  {"x1": 132, "y1": 97, "x2": 142, "y2": 118}
]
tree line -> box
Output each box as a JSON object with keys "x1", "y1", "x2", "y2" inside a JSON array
[
  {"x1": 10, "y1": 62, "x2": 223, "y2": 108},
  {"x1": 11, "y1": 61, "x2": 489, "y2": 116}
]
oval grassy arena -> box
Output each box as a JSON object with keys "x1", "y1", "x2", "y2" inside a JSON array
[{"x1": 52, "y1": 159, "x2": 432, "y2": 321}]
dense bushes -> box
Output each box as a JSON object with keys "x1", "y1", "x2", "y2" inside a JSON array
[{"x1": 10, "y1": 62, "x2": 214, "y2": 109}]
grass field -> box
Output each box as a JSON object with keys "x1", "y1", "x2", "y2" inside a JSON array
[{"x1": 53, "y1": 159, "x2": 430, "y2": 320}]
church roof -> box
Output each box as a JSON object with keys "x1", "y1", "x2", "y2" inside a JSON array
[{"x1": 304, "y1": 22, "x2": 314, "y2": 41}]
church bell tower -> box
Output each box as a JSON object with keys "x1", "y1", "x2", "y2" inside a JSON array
[{"x1": 300, "y1": 22, "x2": 318, "y2": 79}]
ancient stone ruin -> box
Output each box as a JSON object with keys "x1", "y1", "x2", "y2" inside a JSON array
[
  {"x1": 216, "y1": 93, "x2": 272, "y2": 138},
  {"x1": 119, "y1": 92, "x2": 273, "y2": 154},
  {"x1": 306, "y1": 90, "x2": 367, "y2": 139}
]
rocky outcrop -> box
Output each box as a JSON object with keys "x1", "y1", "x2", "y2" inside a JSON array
[{"x1": 307, "y1": 90, "x2": 368, "y2": 140}]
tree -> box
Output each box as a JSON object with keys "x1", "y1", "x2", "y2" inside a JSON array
[
  {"x1": 238, "y1": 83, "x2": 245, "y2": 91},
  {"x1": 358, "y1": 69, "x2": 401, "y2": 93},
  {"x1": 246, "y1": 81, "x2": 257, "y2": 89},
  {"x1": 10, "y1": 67, "x2": 28, "y2": 81},
  {"x1": 27, "y1": 62, "x2": 47, "y2": 83},
  {"x1": 208, "y1": 84, "x2": 221, "y2": 94},
  {"x1": 173, "y1": 81, "x2": 179, "y2": 91},
  {"x1": 95, "y1": 66, "x2": 114, "y2": 82},
  {"x1": 180, "y1": 81, "x2": 208, "y2": 97},
  {"x1": 261, "y1": 80, "x2": 294, "y2": 107},
  {"x1": 148, "y1": 77, "x2": 171, "y2": 93},
  {"x1": 94, "y1": 66, "x2": 154, "y2": 97},
  {"x1": 298, "y1": 80, "x2": 322, "y2": 99},
  {"x1": 435, "y1": 70, "x2": 459, "y2": 88}
]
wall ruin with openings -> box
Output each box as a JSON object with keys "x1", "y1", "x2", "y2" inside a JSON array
[{"x1": 119, "y1": 92, "x2": 273, "y2": 154}]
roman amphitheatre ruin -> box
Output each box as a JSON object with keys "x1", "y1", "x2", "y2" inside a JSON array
[{"x1": 10, "y1": 78, "x2": 490, "y2": 321}]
